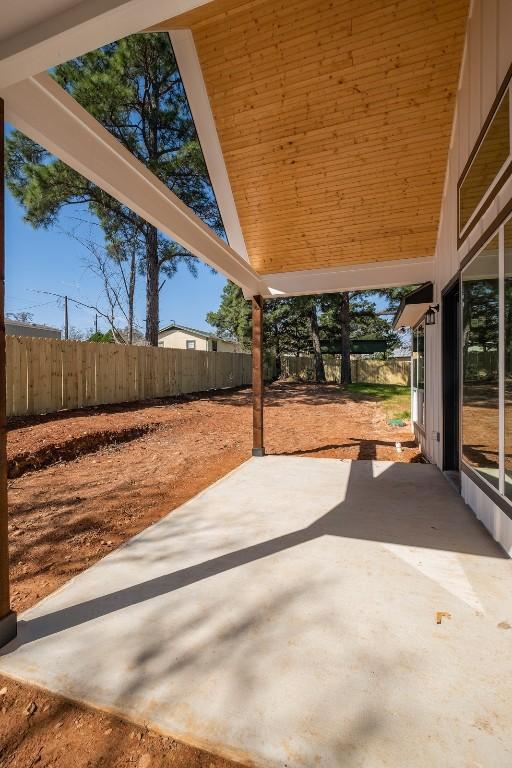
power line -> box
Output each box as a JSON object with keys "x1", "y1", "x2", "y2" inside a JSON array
[
  {"x1": 28, "y1": 288, "x2": 115, "y2": 339},
  {"x1": 7, "y1": 298, "x2": 60, "y2": 313}
]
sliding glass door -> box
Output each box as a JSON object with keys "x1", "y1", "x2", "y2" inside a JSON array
[
  {"x1": 462, "y1": 215, "x2": 512, "y2": 501},
  {"x1": 462, "y1": 237, "x2": 500, "y2": 488},
  {"x1": 504, "y1": 221, "x2": 512, "y2": 498}
]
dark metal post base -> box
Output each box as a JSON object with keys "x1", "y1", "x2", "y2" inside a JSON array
[
  {"x1": 0, "y1": 610, "x2": 17, "y2": 648},
  {"x1": 252, "y1": 447, "x2": 265, "y2": 457}
]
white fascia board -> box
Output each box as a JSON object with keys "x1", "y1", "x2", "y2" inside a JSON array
[
  {"x1": 2, "y1": 73, "x2": 263, "y2": 295},
  {"x1": 0, "y1": 0, "x2": 214, "y2": 89},
  {"x1": 261, "y1": 257, "x2": 435, "y2": 299},
  {"x1": 169, "y1": 30, "x2": 249, "y2": 261}
]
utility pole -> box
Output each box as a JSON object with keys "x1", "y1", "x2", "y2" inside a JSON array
[
  {"x1": 30, "y1": 289, "x2": 119, "y2": 342},
  {"x1": 64, "y1": 295, "x2": 69, "y2": 340},
  {"x1": 95, "y1": 314, "x2": 98, "y2": 334}
]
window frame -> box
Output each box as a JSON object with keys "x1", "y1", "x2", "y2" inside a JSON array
[
  {"x1": 186, "y1": 339, "x2": 196, "y2": 350},
  {"x1": 412, "y1": 320, "x2": 426, "y2": 431},
  {"x1": 460, "y1": 212, "x2": 512, "y2": 503},
  {"x1": 457, "y1": 64, "x2": 512, "y2": 248}
]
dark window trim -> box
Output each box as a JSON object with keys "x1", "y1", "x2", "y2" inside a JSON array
[
  {"x1": 457, "y1": 62, "x2": 512, "y2": 248},
  {"x1": 460, "y1": 217, "x2": 512, "y2": 518},
  {"x1": 447, "y1": 210, "x2": 512, "y2": 505},
  {"x1": 460, "y1": 194, "x2": 512, "y2": 271},
  {"x1": 442, "y1": 277, "x2": 460, "y2": 472},
  {"x1": 441, "y1": 271, "x2": 460, "y2": 298},
  {"x1": 462, "y1": 462, "x2": 512, "y2": 521}
]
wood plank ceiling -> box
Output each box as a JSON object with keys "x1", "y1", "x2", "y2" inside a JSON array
[{"x1": 160, "y1": 0, "x2": 469, "y2": 275}]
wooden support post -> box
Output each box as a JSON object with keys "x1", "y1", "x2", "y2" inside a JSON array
[
  {"x1": 0, "y1": 98, "x2": 16, "y2": 647},
  {"x1": 252, "y1": 295, "x2": 265, "y2": 457}
]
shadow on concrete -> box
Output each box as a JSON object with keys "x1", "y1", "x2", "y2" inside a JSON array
[
  {"x1": 277, "y1": 437, "x2": 418, "y2": 459},
  {"x1": 4, "y1": 459, "x2": 506, "y2": 654}
]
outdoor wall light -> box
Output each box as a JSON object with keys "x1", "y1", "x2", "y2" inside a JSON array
[{"x1": 425, "y1": 304, "x2": 440, "y2": 326}]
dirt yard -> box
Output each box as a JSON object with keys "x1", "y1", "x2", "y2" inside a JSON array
[{"x1": 1, "y1": 382, "x2": 419, "y2": 768}]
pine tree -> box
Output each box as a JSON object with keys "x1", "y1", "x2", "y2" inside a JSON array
[{"x1": 5, "y1": 33, "x2": 221, "y2": 345}]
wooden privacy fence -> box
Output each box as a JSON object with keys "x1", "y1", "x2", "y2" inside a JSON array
[
  {"x1": 281, "y1": 355, "x2": 410, "y2": 386},
  {"x1": 5, "y1": 336, "x2": 275, "y2": 417}
]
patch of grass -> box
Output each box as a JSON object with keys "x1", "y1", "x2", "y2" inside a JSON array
[{"x1": 346, "y1": 383, "x2": 411, "y2": 421}]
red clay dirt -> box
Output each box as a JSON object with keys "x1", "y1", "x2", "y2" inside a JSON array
[{"x1": 1, "y1": 382, "x2": 419, "y2": 768}]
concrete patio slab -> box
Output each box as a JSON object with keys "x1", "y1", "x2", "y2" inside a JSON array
[{"x1": 1, "y1": 457, "x2": 511, "y2": 767}]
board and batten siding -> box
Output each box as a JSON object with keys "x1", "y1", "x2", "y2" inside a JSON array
[
  {"x1": 426, "y1": 0, "x2": 512, "y2": 552},
  {"x1": 4, "y1": 336, "x2": 268, "y2": 417}
]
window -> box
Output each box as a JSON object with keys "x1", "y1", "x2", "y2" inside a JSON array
[
  {"x1": 459, "y1": 77, "x2": 512, "y2": 241},
  {"x1": 505, "y1": 221, "x2": 512, "y2": 498},
  {"x1": 211, "y1": 340, "x2": 218, "y2": 352},
  {"x1": 462, "y1": 236, "x2": 500, "y2": 489},
  {"x1": 186, "y1": 339, "x2": 196, "y2": 350},
  {"x1": 412, "y1": 323, "x2": 425, "y2": 428}
]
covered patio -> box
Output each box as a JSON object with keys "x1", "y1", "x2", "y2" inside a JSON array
[
  {"x1": 0, "y1": 0, "x2": 472, "y2": 646},
  {"x1": 1, "y1": 0, "x2": 512, "y2": 765},
  {"x1": 1, "y1": 456, "x2": 511, "y2": 767}
]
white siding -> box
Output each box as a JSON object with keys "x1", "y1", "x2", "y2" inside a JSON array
[
  {"x1": 426, "y1": 0, "x2": 512, "y2": 552},
  {"x1": 158, "y1": 329, "x2": 239, "y2": 353},
  {"x1": 216, "y1": 338, "x2": 240, "y2": 353},
  {"x1": 159, "y1": 329, "x2": 209, "y2": 351}
]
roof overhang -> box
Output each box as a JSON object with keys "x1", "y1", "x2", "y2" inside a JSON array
[
  {"x1": 263, "y1": 257, "x2": 434, "y2": 298},
  {"x1": 2, "y1": 72, "x2": 264, "y2": 296},
  {"x1": 160, "y1": 0, "x2": 469, "y2": 276},
  {"x1": 0, "y1": 0, "x2": 215, "y2": 89},
  {"x1": 393, "y1": 282, "x2": 434, "y2": 329},
  {"x1": 0, "y1": 1, "x2": 468, "y2": 300}
]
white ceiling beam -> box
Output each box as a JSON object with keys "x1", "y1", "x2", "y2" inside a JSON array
[
  {"x1": 2, "y1": 73, "x2": 263, "y2": 295},
  {"x1": 261, "y1": 257, "x2": 434, "y2": 299},
  {"x1": 169, "y1": 30, "x2": 249, "y2": 262},
  {"x1": 0, "y1": 0, "x2": 214, "y2": 89}
]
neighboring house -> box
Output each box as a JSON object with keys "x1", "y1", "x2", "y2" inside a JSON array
[
  {"x1": 158, "y1": 324, "x2": 240, "y2": 353},
  {"x1": 5, "y1": 319, "x2": 61, "y2": 340}
]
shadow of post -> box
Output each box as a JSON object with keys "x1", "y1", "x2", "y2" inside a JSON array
[{"x1": 3, "y1": 459, "x2": 506, "y2": 655}]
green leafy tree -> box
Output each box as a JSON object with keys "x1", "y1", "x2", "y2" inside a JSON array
[
  {"x1": 207, "y1": 284, "x2": 408, "y2": 384},
  {"x1": 206, "y1": 284, "x2": 313, "y2": 373},
  {"x1": 88, "y1": 329, "x2": 115, "y2": 343},
  {"x1": 287, "y1": 296, "x2": 325, "y2": 381},
  {"x1": 6, "y1": 33, "x2": 221, "y2": 346},
  {"x1": 206, "y1": 282, "x2": 252, "y2": 350},
  {"x1": 320, "y1": 292, "x2": 403, "y2": 350}
]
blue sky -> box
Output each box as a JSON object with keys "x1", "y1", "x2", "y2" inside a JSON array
[
  {"x1": 5, "y1": 181, "x2": 227, "y2": 337},
  {"x1": 5, "y1": 185, "x2": 398, "y2": 339}
]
